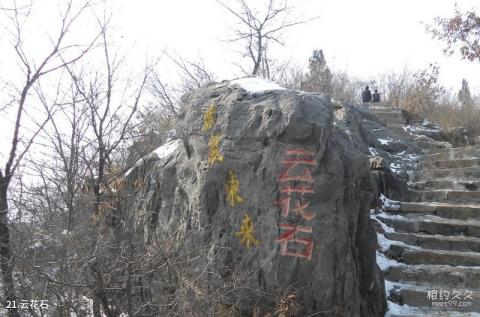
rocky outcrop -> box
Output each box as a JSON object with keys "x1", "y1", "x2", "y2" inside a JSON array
[{"x1": 124, "y1": 78, "x2": 386, "y2": 316}]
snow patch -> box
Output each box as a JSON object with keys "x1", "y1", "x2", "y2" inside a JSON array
[
  {"x1": 402, "y1": 153, "x2": 422, "y2": 162},
  {"x1": 385, "y1": 300, "x2": 422, "y2": 317},
  {"x1": 230, "y1": 77, "x2": 285, "y2": 93},
  {"x1": 125, "y1": 139, "x2": 182, "y2": 176},
  {"x1": 378, "y1": 137, "x2": 393, "y2": 145},
  {"x1": 377, "y1": 233, "x2": 393, "y2": 252},
  {"x1": 379, "y1": 194, "x2": 399, "y2": 209},
  {"x1": 406, "y1": 169, "x2": 416, "y2": 182},
  {"x1": 404, "y1": 125, "x2": 438, "y2": 133},
  {"x1": 165, "y1": 129, "x2": 177, "y2": 142},
  {"x1": 153, "y1": 139, "x2": 182, "y2": 159},
  {"x1": 370, "y1": 212, "x2": 396, "y2": 233},
  {"x1": 369, "y1": 147, "x2": 379, "y2": 156},
  {"x1": 390, "y1": 163, "x2": 402, "y2": 174},
  {"x1": 344, "y1": 128, "x2": 352, "y2": 138},
  {"x1": 376, "y1": 251, "x2": 394, "y2": 271}
]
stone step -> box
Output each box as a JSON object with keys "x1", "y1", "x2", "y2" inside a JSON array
[
  {"x1": 386, "y1": 265, "x2": 480, "y2": 290},
  {"x1": 408, "y1": 190, "x2": 480, "y2": 204},
  {"x1": 368, "y1": 104, "x2": 400, "y2": 112},
  {"x1": 372, "y1": 113, "x2": 405, "y2": 125},
  {"x1": 411, "y1": 180, "x2": 480, "y2": 191},
  {"x1": 389, "y1": 312, "x2": 480, "y2": 317},
  {"x1": 374, "y1": 112, "x2": 404, "y2": 121},
  {"x1": 377, "y1": 214, "x2": 480, "y2": 238},
  {"x1": 397, "y1": 202, "x2": 480, "y2": 220},
  {"x1": 389, "y1": 284, "x2": 480, "y2": 313},
  {"x1": 388, "y1": 125, "x2": 415, "y2": 137},
  {"x1": 374, "y1": 111, "x2": 403, "y2": 117},
  {"x1": 427, "y1": 145, "x2": 480, "y2": 154},
  {"x1": 414, "y1": 139, "x2": 451, "y2": 151},
  {"x1": 366, "y1": 102, "x2": 391, "y2": 107},
  {"x1": 426, "y1": 146, "x2": 480, "y2": 160},
  {"x1": 370, "y1": 106, "x2": 402, "y2": 112},
  {"x1": 416, "y1": 166, "x2": 480, "y2": 180},
  {"x1": 423, "y1": 158, "x2": 480, "y2": 169},
  {"x1": 385, "y1": 245, "x2": 480, "y2": 266},
  {"x1": 385, "y1": 232, "x2": 480, "y2": 252},
  {"x1": 382, "y1": 124, "x2": 449, "y2": 151}
]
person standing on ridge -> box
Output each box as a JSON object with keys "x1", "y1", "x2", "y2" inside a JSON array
[
  {"x1": 361, "y1": 86, "x2": 372, "y2": 103},
  {"x1": 372, "y1": 89, "x2": 380, "y2": 102}
]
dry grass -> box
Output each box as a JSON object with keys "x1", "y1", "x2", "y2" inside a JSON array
[{"x1": 429, "y1": 104, "x2": 480, "y2": 144}]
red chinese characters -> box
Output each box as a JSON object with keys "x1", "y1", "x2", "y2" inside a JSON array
[
  {"x1": 277, "y1": 224, "x2": 314, "y2": 260},
  {"x1": 275, "y1": 149, "x2": 316, "y2": 260}
]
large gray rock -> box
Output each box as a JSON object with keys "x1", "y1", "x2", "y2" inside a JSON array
[{"x1": 125, "y1": 78, "x2": 386, "y2": 316}]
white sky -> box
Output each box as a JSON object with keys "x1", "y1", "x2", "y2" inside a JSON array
[
  {"x1": 0, "y1": 0, "x2": 479, "y2": 92},
  {"x1": 113, "y1": 0, "x2": 480, "y2": 92}
]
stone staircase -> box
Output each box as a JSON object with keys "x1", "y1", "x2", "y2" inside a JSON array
[
  {"x1": 368, "y1": 104, "x2": 451, "y2": 151},
  {"x1": 368, "y1": 104, "x2": 480, "y2": 316}
]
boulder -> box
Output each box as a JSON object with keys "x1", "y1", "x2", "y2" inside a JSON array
[
  {"x1": 125, "y1": 78, "x2": 386, "y2": 316},
  {"x1": 370, "y1": 156, "x2": 385, "y2": 171}
]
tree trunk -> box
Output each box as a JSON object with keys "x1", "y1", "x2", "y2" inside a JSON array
[
  {"x1": 0, "y1": 178, "x2": 19, "y2": 317},
  {"x1": 90, "y1": 262, "x2": 116, "y2": 317},
  {"x1": 92, "y1": 297, "x2": 101, "y2": 317},
  {"x1": 252, "y1": 32, "x2": 262, "y2": 76}
]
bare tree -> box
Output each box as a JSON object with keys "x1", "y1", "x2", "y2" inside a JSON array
[
  {"x1": 380, "y1": 67, "x2": 414, "y2": 108},
  {"x1": 217, "y1": 0, "x2": 314, "y2": 78},
  {"x1": 329, "y1": 70, "x2": 362, "y2": 103},
  {"x1": 272, "y1": 60, "x2": 304, "y2": 90},
  {"x1": 5, "y1": 19, "x2": 154, "y2": 314},
  {"x1": 171, "y1": 54, "x2": 216, "y2": 93},
  {"x1": 148, "y1": 54, "x2": 216, "y2": 118},
  {"x1": 0, "y1": 1, "x2": 99, "y2": 314},
  {"x1": 148, "y1": 72, "x2": 181, "y2": 117},
  {"x1": 63, "y1": 21, "x2": 150, "y2": 315},
  {"x1": 401, "y1": 63, "x2": 445, "y2": 116}
]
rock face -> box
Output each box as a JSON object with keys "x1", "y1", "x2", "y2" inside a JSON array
[{"x1": 125, "y1": 78, "x2": 386, "y2": 316}]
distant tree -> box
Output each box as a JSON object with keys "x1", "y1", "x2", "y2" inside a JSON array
[
  {"x1": 458, "y1": 78, "x2": 474, "y2": 108},
  {"x1": 171, "y1": 55, "x2": 216, "y2": 94},
  {"x1": 380, "y1": 67, "x2": 414, "y2": 108},
  {"x1": 402, "y1": 63, "x2": 445, "y2": 116},
  {"x1": 138, "y1": 55, "x2": 216, "y2": 160},
  {"x1": 301, "y1": 49, "x2": 333, "y2": 94},
  {"x1": 216, "y1": 0, "x2": 313, "y2": 78},
  {"x1": 148, "y1": 55, "x2": 216, "y2": 119},
  {"x1": 428, "y1": 8, "x2": 480, "y2": 62},
  {"x1": 330, "y1": 70, "x2": 356, "y2": 102},
  {"x1": 273, "y1": 60, "x2": 305, "y2": 90}
]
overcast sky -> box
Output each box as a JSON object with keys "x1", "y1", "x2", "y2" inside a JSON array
[
  {"x1": 113, "y1": 0, "x2": 480, "y2": 92},
  {"x1": 1, "y1": 0, "x2": 479, "y2": 91}
]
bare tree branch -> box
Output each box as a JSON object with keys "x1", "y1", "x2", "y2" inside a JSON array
[
  {"x1": 216, "y1": 0, "x2": 316, "y2": 78},
  {"x1": 0, "y1": 1, "x2": 100, "y2": 314}
]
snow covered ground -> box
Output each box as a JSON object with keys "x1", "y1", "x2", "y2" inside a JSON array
[
  {"x1": 125, "y1": 139, "x2": 182, "y2": 176},
  {"x1": 229, "y1": 77, "x2": 286, "y2": 93},
  {"x1": 378, "y1": 137, "x2": 394, "y2": 145}
]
